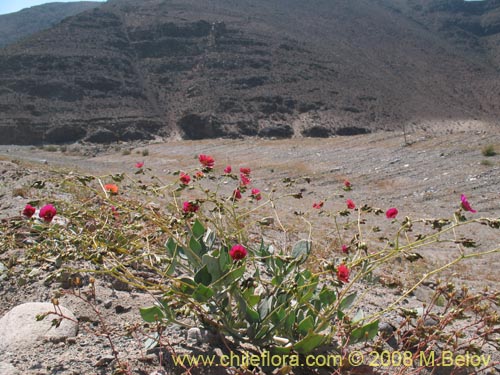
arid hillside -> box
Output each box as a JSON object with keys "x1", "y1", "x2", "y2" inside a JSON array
[
  {"x1": 0, "y1": 2, "x2": 103, "y2": 48},
  {"x1": 0, "y1": 0, "x2": 499, "y2": 144}
]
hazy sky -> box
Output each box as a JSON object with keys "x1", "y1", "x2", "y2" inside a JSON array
[{"x1": 0, "y1": 1, "x2": 107, "y2": 16}]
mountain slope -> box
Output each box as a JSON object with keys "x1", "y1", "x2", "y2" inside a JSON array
[
  {"x1": 0, "y1": 0, "x2": 499, "y2": 144},
  {"x1": 0, "y1": 2, "x2": 103, "y2": 48}
]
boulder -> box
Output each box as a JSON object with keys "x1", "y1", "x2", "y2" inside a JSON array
[{"x1": 0, "y1": 302, "x2": 78, "y2": 352}]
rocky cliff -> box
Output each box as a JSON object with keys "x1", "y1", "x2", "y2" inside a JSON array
[{"x1": 0, "y1": 0, "x2": 499, "y2": 144}]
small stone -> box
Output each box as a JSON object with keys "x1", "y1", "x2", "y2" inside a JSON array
[
  {"x1": 424, "y1": 318, "x2": 438, "y2": 327},
  {"x1": 103, "y1": 300, "x2": 112, "y2": 309},
  {"x1": 94, "y1": 356, "x2": 115, "y2": 367},
  {"x1": 115, "y1": 305, "x2": 131, "y2": 314}
]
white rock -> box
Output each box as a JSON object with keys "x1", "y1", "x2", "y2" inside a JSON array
[
  {"x1": 0, "y1": 362, "x2": 19, "y2": 375},
  {"x1": 0, "y1": 302, "x2": 78, "y2": 352}
]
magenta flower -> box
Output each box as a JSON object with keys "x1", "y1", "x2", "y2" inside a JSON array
[
  {"x1": 182, "y1": 201, "x2": 199, "y2": 213},
  {"x1": 240, "y1": 173, "x2": 251, "y2": 186},
  {"x1": 179, "y1": 172, "x2": 191, "y2": 185},
  {"x1": 251, "y1": 188, "x2": 262, "y2": 201},
  {"x1": 199, "y1": 154, "x2": 215, "y2": 169},
  {"x1": 23, "y1": 204, "x2": 36, "y2": 218},
  {"x1": 346, "y1": 199, "x2": 356, "y2": 210},
  {"x1": 135, "y1": 162, "x2": 144, "y2": 168},
  {"x1": 39, "y1": 204, "x2": 57, "y2": 223},
  {"x1": 337, "y1": 264, "x2": 350, "y2": 283},
  {"x1": 386, "y1": 208, "x2": 398, "y2": 219},
  {"x1": 240, "y1": 167, "x2": 251, "y2": 176},
  {"x1": 342, "y1": 244, "x2": 349, "y2": 254},
  {"x1": 224, "y1": 165, "x2": 232, "y2": 174},
  {"x1": 229, "y1": 244, "x2": 247, "y2": 261},
  {"x1": 313, "y1": 201, "x2": 324, "y2": 209},
  {"x1": 460, "y1": 194, "x2": 477, "y2": 213},
  {"x1": 233, "y1": 189, "x2": 242, "y2": 200}
]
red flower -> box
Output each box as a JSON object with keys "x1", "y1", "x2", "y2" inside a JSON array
[
  {"x1": 240, "y1": 173, "x2": 251, "y2": 186},
  {"x1": 337, "y1": 264, "x2": 350, "y2": 283},
  {"x1": 135, "y1": 162, "x2": 144, "y2": 168},
  {"x1": 39, "y1": 204, "x2": 57, "y2": 223},
  {"x1": 180, "y1": 172, "x2": 191, "y2": 185},
  {"x1": 386, "y1": 208, "x2": 398, "y2": 219},
  {"x1": 199, "y1": 154, "x2": 215, "y2": 169},
  {"x1": 182, "y1": 201, "x2": 199, "y2": 213},
  {"x1": 346, "y1": 199, "x2": 356, "y2": 210},
  {"x1": 342, "y1": 244, "x2": 349, "y2": 254},
  {"x1": 313, "y1": 201, "x2": 324, "y2": 209},
  {"x1": 233, "y1": 189, "x2": 242, "y2": 200},
  {"x1": 240, "y1": 167, "x2": 251, "y2": 176},
  {"x1": 251, "y1": 188, "x2": 262, "y2": 201},
  {"x1": 229, "y1": 244, "x2": 247, "y2": 261},
  {"x1": 111, "y1": 206, "x2": 119, "y2": 219},
  {"x1": 343, "y1": 180, "x2": 352, "y2": 191},
  {"x1": 104, "y1": 184, "x2": 119, "y2": 195},
  {"x1": 22, "y1": 204, "x2": 36, "y2": 218},
  {"x1": 461, "y1": 194, "x2": 477, "y2": 213},
  {"x1": 224, "y1": 165, "x2": 232, "y2": 174}
]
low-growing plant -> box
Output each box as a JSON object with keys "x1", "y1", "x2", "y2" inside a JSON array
[
  {"x1": 1, "y1": 155, "x2": 499, "y2": 374},
  {"x1": 482, "y1": 144, "x2": 496, "y2": 157}
]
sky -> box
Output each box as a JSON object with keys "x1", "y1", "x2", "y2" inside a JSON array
[{"x1": 0, "y1": 0, "x2": 107, "y2": 16}]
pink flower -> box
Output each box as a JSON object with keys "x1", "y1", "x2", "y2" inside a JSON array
[
  {"x1": 135, "y1": 162, "x2": 144, "y2": 168},
  {"x1": 22, "y1": 204, "x2": 36, "y2": 218},
  {"x1": 313, "y1": 201, "x2": 324, "y2": 209},
  {"x1": 229, "y1": 244, "x2": 247, "y2": 261},
  {"x1": 460, "y1": 194, "x2": 477, "y2": 213},
  {"x1": 386, "y1": 208, "x2": 398, "y2": 219},
  {"x1": 199, "y1": 154, "x2": 215, "y2": 169},
  {"x1": 240, "y1": 167, "x2": 251, "y2": 176},
  {"x1": 337, "y1": 264, "x2": 350, "y2": 283},
  {"x1": 39, "y1": 204, "x2": 57, "y2": 223},
  {"x1": 224, "y1": 165, "x2": 232, "y2": 174},
  {"x1": 342, "y1": 245, "x2": 349, "y2": 254},
  {"x1": 346, "y1": 199, "x2": 356, "y2": 210},
  {"x1": 251, "y1": 188, "x2": 262, "y2": 201},
  {"x1": 182, "y1": 201, "x2": 199, "y2": 213},
  {"x1": 233, "y1": 189, "x2": 242, "y2": 200},
  {"x1": 240, "y1": 173, "x2": 251, "y2": 186},
  {"x1": 179, "y1": 172, "x2": 191, "y2": 185}
]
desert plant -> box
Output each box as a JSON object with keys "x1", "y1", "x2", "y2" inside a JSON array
[{"x1": 482, "y1": 144, "x2": 496, "y2": 157}]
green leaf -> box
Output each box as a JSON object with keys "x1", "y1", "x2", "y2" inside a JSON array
[
  {"x1": 212, "y1": 264, "x2": 245, "y2": 288},
  {"x1": 298, "y1": 316, "x2": 314, "y2": 336},
  {"x1": 246, "y1": 306, "x2": 260, "y2": 323},
  {"x1": 284, "y1": 313, "x2": 296, "y2": 332},
  {"x1": 193, "y1": 284, "x2": 215, "y2": 302},
  {"x1": 348, "y1": 320, "x2": 379, "y2": 345},
  {"x1": 319, "y1": 288, "x2": 336, "y2": 306},
  {"x1": 294, "y1": 332, "x2": 326, "y2": 354},
  {"x1": 140, "y1": 306, "x2": 165, "y2": 323},
  {"x1": 189, "y1": 237, "x2": 202, "y2": 255},
  {"x1": 194, "y1": 265, "x2": 212, "y2": 286},
  {"x1": 291, "y1": 240, "x2": 311, "y2": 263},
  {"x1": 338, "y1": 292, "x2": 357, "y2": 312},
  {"x1": 192, "y1": 219, "x2": 205, "y2": 239},
  {"x1": 174, "y1": 277, "x2": 197, "y2": 294},
  {"x1": 202, "y1": 253, "x2": 222, "y2": 281}
]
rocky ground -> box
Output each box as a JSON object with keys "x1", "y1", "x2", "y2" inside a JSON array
[{"x1": 0, "y1": 128, "x2": 499, "y2": 375}]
